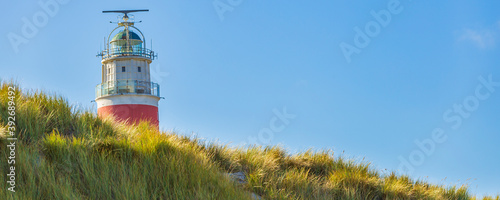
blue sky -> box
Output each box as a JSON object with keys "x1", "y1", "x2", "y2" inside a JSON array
[{"x1": 1, "y1": 0, "x2": 500, "y2": 197}]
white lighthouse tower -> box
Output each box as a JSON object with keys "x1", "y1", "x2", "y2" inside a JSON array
[{"x1": 95, "y1": 10, "x2": 160, "y2": 126}]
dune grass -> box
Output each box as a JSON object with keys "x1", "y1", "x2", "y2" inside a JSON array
[{"x1": 0, "y1": 81, "x2": 498, "y2": 200}]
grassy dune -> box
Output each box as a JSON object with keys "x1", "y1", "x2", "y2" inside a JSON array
[{"x1": 0, "y1": 81, "x2": 498, "y2": 200}]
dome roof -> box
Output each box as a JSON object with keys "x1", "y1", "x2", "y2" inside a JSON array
[{"x1": 111, "y1": 29, "x2": 142, "y2": 42}]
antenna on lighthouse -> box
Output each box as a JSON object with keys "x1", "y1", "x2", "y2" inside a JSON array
[
  {"x1": 102, "y1": 9, "x2": 149, "y2": 20},
  {"x1": 103, "y1": 9, "x2": 148, "y2": 26}
]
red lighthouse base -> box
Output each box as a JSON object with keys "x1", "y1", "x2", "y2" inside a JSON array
[{"x1": 98, "y1": 104, "x2": 159, "y2": 126}]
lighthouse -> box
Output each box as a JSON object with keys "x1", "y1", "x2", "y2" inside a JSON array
[{"x1": 95, "y1": 10, "x2": 160, "y2": 126}]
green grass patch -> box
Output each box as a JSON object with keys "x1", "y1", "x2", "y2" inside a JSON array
[{"x1": 0, "y1": 81, "x2": 498, "y2": 199}]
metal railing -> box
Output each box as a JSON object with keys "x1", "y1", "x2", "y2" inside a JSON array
[
  {"x1": 96, "y1": 80, "x2": 160, "y2": 98},
  {"x1": 98, "y1": 46, "x2": 155, "y2": 60}
]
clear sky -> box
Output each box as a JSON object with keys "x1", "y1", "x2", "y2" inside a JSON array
[{"x1": 1, "y1": 0, "x2": 499, "y2": 197}]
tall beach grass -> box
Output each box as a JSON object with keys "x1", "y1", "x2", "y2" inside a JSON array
[{"x1": 0, "y1": 81, "x2": 498, "y2": 199}]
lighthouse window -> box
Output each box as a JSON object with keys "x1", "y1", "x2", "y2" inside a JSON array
[
  {"x1": 122, "y1": 66, "x2": 126, "y2": 72},
  {"x1": 138, "y1": 67, "x2": 141, "y2": 72}
]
